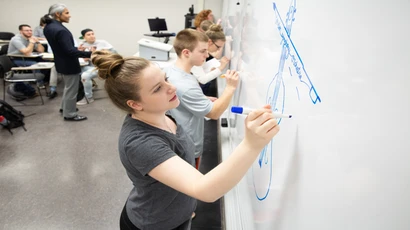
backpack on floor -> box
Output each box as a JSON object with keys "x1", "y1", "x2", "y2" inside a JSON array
[{"x1": 0, "y1": 99, "x2": 26, "y2": 134}]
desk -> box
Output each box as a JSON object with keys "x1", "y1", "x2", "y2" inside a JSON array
[
  {"x1": 9, "y1": 62, "x2": 54, "y2": 105},
  {"x1": 11, "y1": 62, "x2": 54, "y2": 71},
  {"x1": 133, "y1": 52, "x2": 177, "y2": 69},
  {"x1": 143, "y1": 33, "x2": 175, "y2": 44},
  {"x1": 40, "y1": 53, "x2": 89, "y2": 66},
  {"x1": 41, "y1": 52, "x2": 53, "y2": 60},
  {"x1": 8, "y1": 53, "x2": 43, "y2": 59},
  {"x1": 0, "y1": 39, "x2": 10, "y2": 45}
]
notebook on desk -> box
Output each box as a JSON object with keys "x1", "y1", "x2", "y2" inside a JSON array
[{"x1": 41, "y1": 53, "x2": 54, "y2": 59}]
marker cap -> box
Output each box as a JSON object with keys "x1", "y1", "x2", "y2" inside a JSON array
[{"x1": 231, "y1": 106, "x2": 243, "y2": 114}]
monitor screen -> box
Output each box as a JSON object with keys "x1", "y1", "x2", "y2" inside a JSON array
[{"x1": 148, "y1": 18, "x2": 168, "y2": 32}]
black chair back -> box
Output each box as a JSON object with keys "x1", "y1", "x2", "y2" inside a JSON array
[
  {"x1": 0, "y1": 32, "x2": 15, "y2": 40},
  {"x1": 0, "y1": 55, "x2": 13, "y2": 75},
  {"x1": 0, "y1": 44, "x2": 9, "y2": 55}
]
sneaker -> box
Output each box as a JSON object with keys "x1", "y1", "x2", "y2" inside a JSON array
[
  {"x1": 47, "y1": 91, "x2": 57, "y2": 99},
  {"x1": 76, "y1": 97, "x2": 94, "y2": 106},
  {"x1": 37, "y1": 83, "x2": 45, "y2": 89}
]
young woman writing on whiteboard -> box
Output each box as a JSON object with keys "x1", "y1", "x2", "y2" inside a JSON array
[
  {"x1": 91, "y1": 50, "x2": 280, "y2": 230},
  {"x1": 191, "y1": 24, "x2": 230, "y2": 86}
]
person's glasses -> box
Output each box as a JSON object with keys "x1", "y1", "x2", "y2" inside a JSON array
[{"x1": 211, "y1": 40, "x2": 221, "y2": 50}]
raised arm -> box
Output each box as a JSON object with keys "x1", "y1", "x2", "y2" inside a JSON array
[
  {"x1": 192, "y1": 56, "x2": 229, "y2": 84},
  {"x1": 56, "y1": 30, "x2": 91, "y2": 58},
  {"x1": 205, "y1": 69, "x2": 239, "y2": 119},
  {"x1": 149, "y1": 106, "x2": 279, "y2": 202}
]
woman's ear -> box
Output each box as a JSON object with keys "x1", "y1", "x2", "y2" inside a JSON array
[{"x1": 126, "y1": 100, "x2": 143, "y2": 111}]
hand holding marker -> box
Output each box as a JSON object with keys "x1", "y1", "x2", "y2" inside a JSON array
[
  {"x1": 221, "y1": 71, "x2": 241, "y2": 78},
  {"x1": 231, "y1": 106, "x2": 292, "y2": 119}
]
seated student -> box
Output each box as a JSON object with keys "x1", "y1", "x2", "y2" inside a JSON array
[
  {"x1": 33, "y1": 18, "x2": 47, "y2": 41},
  {"x1": 33, "y1": 17, "x2": 49, "y2": 52},
  {"x1": 191, "y1": 24, "x2": 230, "y2": 86},
  {"x1": 76, "y1": 28, "x2": 115, "y2": 105},
  {"x1": 91, "y1": 50, "x2": 280, "y2": 230},
  {"x1": 7, "y1": 24, "x2": 56, "y2": 91},
  {"x1": 165, "y1": 29, "x2": 239, "y2": 171}
]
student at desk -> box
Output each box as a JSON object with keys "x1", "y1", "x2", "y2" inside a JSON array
[
  {"x1": 8, "y1": 24, "x2": 45, "y2": 58},
  {"x1": 34, "y1": 18, "x2": 47, "y2": 41},
  {"x1": 76, "y1": 28, "x2": 115, "y2": 105},
  {"x1": 7, "y1": 24, "x2": 54, "y2": 90}
]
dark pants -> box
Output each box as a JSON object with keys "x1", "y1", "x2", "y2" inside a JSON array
[{"x1": 120, "y1": 204, "x2": 192, "y2": 230}]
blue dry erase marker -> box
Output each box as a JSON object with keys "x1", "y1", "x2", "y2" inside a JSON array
[{"x1": 231, "y1": 106, "x2": 292, "y2": 118}]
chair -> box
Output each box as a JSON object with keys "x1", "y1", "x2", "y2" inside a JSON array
[
  {"x1": 0, "y1": 44, "x2": 8, "y2": 55},
  {"x1": 0, "y1": 55, "x2": 45, "y2": 105},
  {"x1": 0, "y1": 32, "x2": 14, "y2": 40}
]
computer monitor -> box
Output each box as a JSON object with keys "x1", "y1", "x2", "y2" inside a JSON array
[{"x1": 148, "y1": 18, "x2": 168, "y2": 34}]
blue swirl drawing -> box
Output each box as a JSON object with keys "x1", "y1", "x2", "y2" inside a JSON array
[{"x1": 252, "y1": 0, "x2": 321, "y2": 201}]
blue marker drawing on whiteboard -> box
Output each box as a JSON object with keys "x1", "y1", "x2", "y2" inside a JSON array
[
  {"x1": 252, "y1": 0, "x2": 321, "y2": 201},
  {"x1": 231, "y1": 106, "x2": 292, "y2": 118}
]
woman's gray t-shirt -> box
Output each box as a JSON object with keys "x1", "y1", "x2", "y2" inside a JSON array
[{"x1": 118, "y1": 115, "x2": 196, "y2": 230}]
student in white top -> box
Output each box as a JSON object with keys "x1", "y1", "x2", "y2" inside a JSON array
[
  {"x1": 191, "y1": 24, "x2": 230, "y2": 89},
  {"x1": 77, "y1": 28, "x2": 115, "y2": 105}
]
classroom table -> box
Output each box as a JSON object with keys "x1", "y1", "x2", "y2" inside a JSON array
[
  {"x1": 133, "y1": 52, "x2": 177, "y2": 69},
  {"x1": 11, "y1": 62, "x2": 54, "y2": 71},
  {"x1": 40, "y1": 53, "x2": 89, "y2": 66},
  {"x1": 0, "y1": 39, "x2": 10, "y2": 45}
]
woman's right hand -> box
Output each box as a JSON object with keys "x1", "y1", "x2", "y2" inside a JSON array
[
  {"x1": 218, "y1": 56, "x2": 230, "y2": 71},
  {"x1": 244, "y1": 105, "x2": 280, "y2": 150},
  {"x1": 78, "y1": 44, "x2": 86, "y2": 51},
  {"x1": 224, "y1": 69, "x2": 239, "y2": 90}
]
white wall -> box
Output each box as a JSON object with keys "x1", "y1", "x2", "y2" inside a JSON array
[
  {"x1": 0, "y1": 0, "x2": 222, "y2": 56},
  {"x1": 204, "y1": 0, "x2": 223, "y2": 21}
]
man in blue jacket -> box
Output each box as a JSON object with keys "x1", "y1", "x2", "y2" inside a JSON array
[{"x1": 43, "y1": 3, "x2": 93, "y2": 121}]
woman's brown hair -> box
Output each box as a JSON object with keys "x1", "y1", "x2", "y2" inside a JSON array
[
  {"x1": 194, "y1": 9, "x2": 212, "y2": 28},
  {"x1": 205, "y1": 24, "x2": 226, "y2": 42},
  {"x1": 173, "y1": 29, "x2": 209, "y2": 57},
  {"x1": 92, "y1": 50, "x2": 150, "y2": 114}
]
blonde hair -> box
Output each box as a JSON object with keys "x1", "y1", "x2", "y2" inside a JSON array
[
  {"x1": 199, "y1": 20, "x2": 214, "y2": 32},
  {"x1": 173, "y1": 29, "x2": 209, "y2": 57},
  {"x1": 205, "y1": 24, "x2": 226, "y2": 42},
  {"x1": 194, "y1": 9, "x2": 212, "y2": 28},
  {"x1": 92, "y1": 50, "x2": 150, "y2": 113}
]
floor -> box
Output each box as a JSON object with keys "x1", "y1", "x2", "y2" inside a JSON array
[{"x1": 0, "y1": 78, "x2": 222, "y2": 230}]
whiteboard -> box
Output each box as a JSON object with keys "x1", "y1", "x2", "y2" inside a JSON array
[{"x1": 218, "y1": 0, "x2": 410, "y2": 229}]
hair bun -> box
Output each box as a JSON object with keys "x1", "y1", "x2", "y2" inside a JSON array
[
  {"x1": 208, "y1": 24, "x2": 222, "y2": 32},
  {"x1": 92, "y1": 50, "x2": 124, "y2": 80}
]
